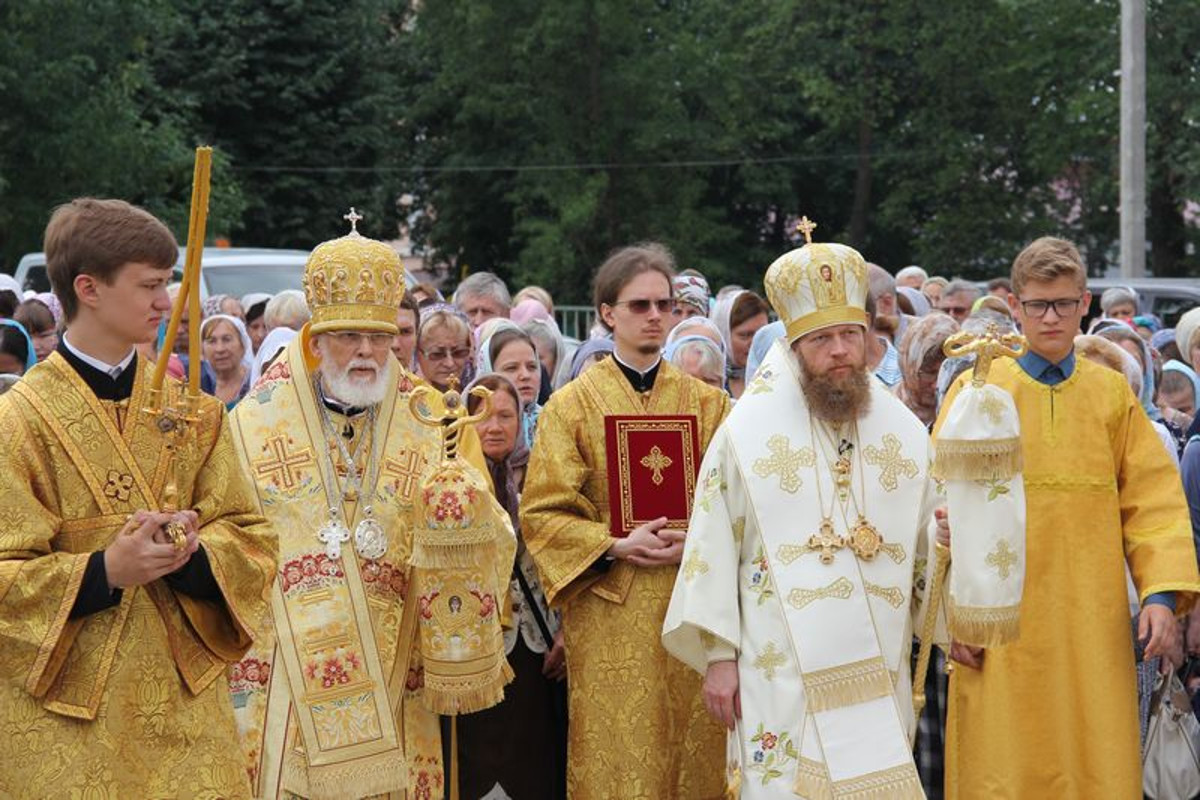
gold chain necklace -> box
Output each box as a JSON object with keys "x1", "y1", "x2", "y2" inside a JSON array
[{"x1": 809, "y1": 413, "x2": 887, "y2": 562}]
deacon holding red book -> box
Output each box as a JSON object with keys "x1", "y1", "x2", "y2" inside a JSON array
[{"x1": 521, "y1": 243, "x2": 730, "y2": 799}]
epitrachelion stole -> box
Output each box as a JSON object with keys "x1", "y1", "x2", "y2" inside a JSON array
[{"x1": 604, "y1": 415, "x2": 701, "y2": 536}]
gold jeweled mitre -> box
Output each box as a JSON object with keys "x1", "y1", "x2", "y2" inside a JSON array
[
  {"x1": 302, "y1": 208, "x2": 406, "y2": 335},
  {"x1": 764, "y1": 215, "x2": 871, "y2": 343}
]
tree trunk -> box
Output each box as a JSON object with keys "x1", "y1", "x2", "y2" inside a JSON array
[{"x1": 849, "y1": 118, "x2": 873, "y2": 249}]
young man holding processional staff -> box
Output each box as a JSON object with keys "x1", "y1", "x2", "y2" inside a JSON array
[{"x1": 0, "y1": 150, "x2": 277, "y2": 798}]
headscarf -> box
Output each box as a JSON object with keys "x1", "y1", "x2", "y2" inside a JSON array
[
  {"x1": 896, "y1": 313, "x2": 960, "y2": 425},
  {"x1": 673, "y1": 274, "x2": 711, "y2": 318},
  {"x1": 1093, "y1": 320, "x2": 1160, "y2": 420},
  {"x1": 665, "y1": 335, "x2": 725, "y2": 387},
  {"x1": 35, "y1": 292, "x2": 63, "y2": 328},
  {"x1": 522, "y1": 316, "x2": 570, "y2": 391},
  {"x1": 202, "y1": 294, "x2": 229, "y2": 319},
  {"x1": 1175, "y1": 307, "x2": 1200, "y2": 364},
  {"x1": 1075, "y1": 335, "x2": 1143, "y2": 397},
  {"x1": 665, "y1": 317, "x2": 726, "y2": 357},
  {"x1": 709, "y1": 289, "x2": 746, "y2": 382},
  {"x1": 1151, "y1": 328, "x2": 1177, "y2": 354},
  {"x1": 568, "y1": 337, "x2": 614, "y2": 381},
  {"x1": 1132, "y1": 314, "x2": 1161, "y2": 334},
  {"x1": 746, "y1": 320, "x2": 786, "y2": 381},
  {"x1": 475, "y1": 318, "x2": 541, "y2": 447},
  {"x1": 510, "y1": 299, "x2": 552, "y2": 327},
  {"x1": 250, "y1": 326, "x2": 297, "y2": 388},
  {"x1": 0, "y1": 319, "x2": 36, "y2": 373},
  {"x1": 466, "y1": 374, "x2": 529, "y2": 532},
  {"x1": 200, "y1": 314, "x2": 254, "y2": 372},
  {"x1": 0, "y1": 275, "x2": 21, "y2": 298},
  {"x1": 897, "y1": 286, "x2": 931, "y2": 317},
  {"x1": 1164, "y1": 360, "x2": 1200, "y2": 410},
  {"x1": 419, "y1": 302, "x2": 475, "y2": 389}
]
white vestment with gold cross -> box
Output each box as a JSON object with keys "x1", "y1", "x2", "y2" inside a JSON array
[{"x1": 663, "y1": 339, "x2": 945, "y2": 800}]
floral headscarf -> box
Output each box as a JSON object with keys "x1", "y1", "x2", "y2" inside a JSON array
[
  {"x1": 673, "y1": 274, "x2": 711, "y2": 317},
  {"x1": 896, "y1": 314, "x2": 959, "y2": 425}
]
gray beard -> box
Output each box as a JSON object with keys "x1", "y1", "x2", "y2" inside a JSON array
[{"x1": 318, "y1": 364, "x2": 389, "y2": 408}]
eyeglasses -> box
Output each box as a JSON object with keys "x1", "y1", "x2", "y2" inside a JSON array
[
  {"x1": 1018, "y1": 297, "x2": 1082, "y2": 319},
  {"x1": 611, "y1": 298, "x2": 676, "y2": 315},
  {"x1": 421, "y1": 345, "x2": 472, "y2": 362},
  {"x1": 329, "y1": 331, "x2": 395, "y2": 348}
]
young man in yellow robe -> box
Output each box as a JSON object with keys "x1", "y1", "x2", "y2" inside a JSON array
[
  {"x1": 521, "y1": 243, "x2": 731, "y2": 799},
  {"x1": 228, "y1": 221, "x2": 514, "y2": 799},
  {"x1": 0, "y1": 198, "x2": 277, "y2": 798},
  {"x1": 937, "y1": 236, "x2": 1200, "y2": 799}
]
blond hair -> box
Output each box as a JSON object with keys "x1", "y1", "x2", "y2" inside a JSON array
[{"x1": 1011, "y1": 237, "x2": 1086, "y2": 295}]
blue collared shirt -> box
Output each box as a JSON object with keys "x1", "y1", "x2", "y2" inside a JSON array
[
  {"x1": 1016, "y1": 349, "x2": 1075, "y2": 386},
  {"x1": 1017, "y1": 348, "x2": 1174, "y2": 612}
]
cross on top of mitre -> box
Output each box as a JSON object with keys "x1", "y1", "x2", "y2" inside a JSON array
[
  {"x1": 343, "y1": 206, "x2": 364, "y2": 235},
  {"x1": 796, "y1": 215, "x2": 817, "y2": 245}
]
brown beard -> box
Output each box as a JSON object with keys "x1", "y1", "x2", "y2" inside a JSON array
[{"x1": 798, "y1": 356, "x2": 872, "y2": 423}]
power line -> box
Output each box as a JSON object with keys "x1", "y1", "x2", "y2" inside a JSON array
[{"x1": 231, "y1": 149, "x2": 940, "y2": 175}]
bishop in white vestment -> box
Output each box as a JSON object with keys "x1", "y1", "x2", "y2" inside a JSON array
[{"x1": 664, "y1": 226, "x2": 945, "y2": 800}]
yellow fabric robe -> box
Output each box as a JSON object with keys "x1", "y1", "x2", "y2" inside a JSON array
[
  {"x1": 520, "y1": 357, "x2": 731, "y2": 800},
  {"x1": 936, "y1": 357, "x2": 1200, "y2": 799},
  {"x1": 0, "y1": 353, "x2": 277, "y2": 799},
  {"x1": 228, "y1": 340, "x2": 511, "y2": 800}
]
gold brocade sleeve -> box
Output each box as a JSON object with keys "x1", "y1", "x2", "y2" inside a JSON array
[
  {"x1": 182, "y1": 406, "x2": 278, "y2": 662},
  {"x1": 520, "y1": 397, "x2": 613, "y2": 607},
  {"x1": 1115, "y1": 386, "x2": 1200, "y2": 612},
  {"x1": 0, "y1": 397, "x2": 85, "y2": 700}
]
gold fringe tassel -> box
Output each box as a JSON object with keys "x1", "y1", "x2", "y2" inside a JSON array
[
  {"x1": 422, "y1": 659, "x2": 514, "y2": 715},
  {"x1": 949, "y1": 603, "x2": 1021, "y2": 647},
  {"x1": 794, "y1": 761, "x2": 923, "y2": 800},
  {"x1": 409, "y1": 533, "x2": 495, "y2": 568},
  {"x1": 793, "y1": 758, "x2": 833, "y2": 800},
  {"x1": 802, "y1": 657, "x2": 892, "y2": 713},
  {"x1": 284, "y1": 747, "x2": 408, "y2": 800},
  {"x1": 932, "y1": 437, "x2": 1022, "y2": 481}
]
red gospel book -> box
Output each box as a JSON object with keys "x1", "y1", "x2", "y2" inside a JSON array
[{"x1": 604, "y1": 415, "x2": 701, "y2": 537}]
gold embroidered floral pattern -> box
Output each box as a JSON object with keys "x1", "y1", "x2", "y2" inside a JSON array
[
  {"x1": 752, "y1": 435, "x2": 815, "y2": 494},
  {"x1": 747, "y1": 544, "x2": 775, "y2": 606},
  {"x1": 747, "y1": 365, "x2": 779, "y2": 395},
  {"x1": 986, "y1": 539, "x2": 1018, "y2": 579},
  {"x1": 979, "y1": 392, "x2": 1006, "y2": 425},
  {"x1": 731, "y1": 517, "x2": 746, "y2": 548},
  {"x1": 682, "y1": 550, "x2": 709, "y2": 581},
  {"x1": 753, "y1": 641, "x2": 787, "y2": 680},
  {"x1": 697, "y1": 466, "x2": 724, "y2": 514},
  {"x1": 863, "y1": 434, "x2": 919, "y2": 491},
  {"x1": 788, "y1": 577, "x2": 854, "y2": 609}
]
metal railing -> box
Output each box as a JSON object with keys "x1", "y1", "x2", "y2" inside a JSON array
[{"x1": 555, "y1": 305, "x2": 597, "y2": 341}]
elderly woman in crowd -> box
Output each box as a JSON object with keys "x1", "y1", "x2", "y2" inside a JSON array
[
  {"x1": 263, "y1": 289, "x2": 311, "y2": 333},
  {"x1": 13, "y1": 298, "x2": 58, "y2": 362},
  {"x1": 416, "y1": 303, "x2": 475, "y2": 392},
  {"x1": 478, "y1": 319, "x2": 543, "y2": 447},
  {"x1": 200, "y1": 314, "x2": 253, "y2": 409},
  {"x1": 453, "y1": 373, "x2": 567, "y2": 800},
  {"x1": 202, "y1": 293, "x2": 245, "y2": 322},
  {"x1": 666, "y1": 335, "x2": 724, "y2": 391},
  {"x1": 710, "y1": 289, "x2": 769, "y2": 398},
  {"x1": 512, "y1": 285, "x2": 555, "y2": 317},
  {"x1": 896, "y1": 314, "x2": 960, "y2": 427},
  {"x1": 566, "y1": 337, "x2": 613, "y2": 382},
  {"x1": 921, "y1": 275, "x2": 948, "y2": 306},
  {"x1": 523, "y1": 317, "x2": 569, "y2": 399},
  {"x1": 1100, "y1": 286, "x2": 1139, "y2": 321},
  {"x1": 1093, "y1": 320, "x2": 1164, "y2": 423},
  {"x1": 897, "y1": 285, "x2": 932, "y2": 317}
]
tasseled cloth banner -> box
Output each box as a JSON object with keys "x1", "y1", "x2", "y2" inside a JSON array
[
  {"x1": 932, "y1": 326, "x2": 1028, "y2": 648},
  {"x1": 409, "y1": 383, "x2": 512, "y2": 714}
]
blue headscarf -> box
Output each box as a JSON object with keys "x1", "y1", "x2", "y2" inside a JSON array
[
  {"x1": 745, "y1": 320, "x2": 785, "y2": 382},
  {"x1": 1164, "y1": 360, "x2": 1200, "y2": 411},
  {"x1": 0, "y1": 319, "x2": 37, "y2": 373},
  {"x1": 568, "y1": 337, "x2": 614, "y2": 381}
]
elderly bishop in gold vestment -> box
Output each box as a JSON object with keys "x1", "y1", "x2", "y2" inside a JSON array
[
  {"x1": 229, "y1": 218, "x2": 514, "y2": 800},
  {"x1": 0, "y1": 199, "x2": 277, "y2": 799},
  {"x1": 522, "y1": 244, "x2": 731, "y2": 799}
]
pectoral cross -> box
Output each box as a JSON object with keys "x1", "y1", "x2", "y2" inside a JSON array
[
  {"x1": 807, "y1": 519, "x2": 845, "y2": 565},
  {"x1": 343, "y1": 206, "x2": 364, "y2": 234}
]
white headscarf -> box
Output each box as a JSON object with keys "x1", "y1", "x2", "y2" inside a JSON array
[
  {"x1": 200, "y1": 314, "x2": 253, "y2": 372},
  {"x1": 249, "y1": 326, "x2": 297, "y2": 387}
]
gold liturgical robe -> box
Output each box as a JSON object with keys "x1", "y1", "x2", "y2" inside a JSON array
[
  {"x1": 0, "y1": 353, "x2": 277, "y2": 799},
  {"x1": 521, "y1": 357, "x2": 730, "y2": 799},
  {"x1": 229, "y1": 339, "x2": 512, "y2": 800},
  {"x1": 937, "y1": 357, "x2": 1200, "y2": 799}
]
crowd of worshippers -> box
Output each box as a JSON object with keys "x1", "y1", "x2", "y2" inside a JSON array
[{"x1": 4, "y1": 244, "x2": 1200, "y2": 794}]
